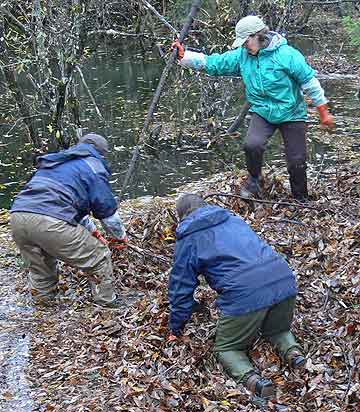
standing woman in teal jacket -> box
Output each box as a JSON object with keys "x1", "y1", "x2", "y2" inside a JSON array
[{"x1": 172, "y1": 15, "x2": 335, "y2": 200}]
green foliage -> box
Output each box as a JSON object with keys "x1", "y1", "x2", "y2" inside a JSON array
[{"x1": 343, "y1": 16, "x2": 360, "y2": 60}]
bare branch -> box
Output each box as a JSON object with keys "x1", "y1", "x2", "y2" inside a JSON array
[
  {"x1": 141, "y1": 0, "x2": 179, "y2": 37},
  {"x1": 0, "y1": 6, "x2": 31, "y2": 36},
  {"x1": 76, "y1": 65, "x2": 104, "y2": 121}
]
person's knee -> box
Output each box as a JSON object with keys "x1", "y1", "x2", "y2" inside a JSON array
[{"x1": 244, "y1": 140, "x2": 264, "y2": 153}]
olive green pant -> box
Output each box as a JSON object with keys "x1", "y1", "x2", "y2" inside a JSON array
[
  {"x1": 215, "y1": 297, "x2": 302, "y2": 383},
  {"x1": 10, "y1": 212, "x2": 116, "y2": 304}
]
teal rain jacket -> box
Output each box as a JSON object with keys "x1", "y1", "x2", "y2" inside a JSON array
[{"x1": 204, "y1": 34, "x2": 315, "y2": 124}]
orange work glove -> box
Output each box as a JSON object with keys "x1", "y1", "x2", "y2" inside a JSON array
[
  {"x1": 108, "y1": 236, "x2": 128, "y2": 250},
  {"x1": 168, "y1": 334, "x2": 178, "y2": 342},
  {"x1": 92, "y1": 229, "x2": 108, "y2": 245},
  {"x1": 171, "y1": 39, "x2": 185, "y2": 60},
  {"x1": 317, "y1": 104, "x2": 335, "y2": 129}
]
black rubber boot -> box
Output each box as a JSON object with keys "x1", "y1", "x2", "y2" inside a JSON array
[
  {"x1": 244, "y1": 373, "x2": 275, "y2": 399},
  {"x1": 289, "y1": 164, "x2": 308, "y2": 200}
]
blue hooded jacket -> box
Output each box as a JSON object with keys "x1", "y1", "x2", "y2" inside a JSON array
[
  {"x1": 11, "y1": 143, "x2": 117, "y2": 225},
  {"x1": 168, "y1": 206, "x2": 297, "y2": 335}
]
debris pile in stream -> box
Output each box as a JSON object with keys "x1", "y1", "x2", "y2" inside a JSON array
[{"x1": 0, "y1": 163, "x2": 359, "y2": 412}]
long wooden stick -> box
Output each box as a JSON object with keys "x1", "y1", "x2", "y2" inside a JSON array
[{"x1": 119, "y1": 0, "x2": 202, "y2": 201}]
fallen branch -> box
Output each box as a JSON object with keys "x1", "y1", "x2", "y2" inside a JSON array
[
  {"x1": 204, "y1": 192, "x2": 320, "y2": 210},
  {"x1": 127, "y1": 243, "x2": 171, "y2": 264},
  {"x1": 76, "y1": 66, "x2": 104, "y2": 121}
]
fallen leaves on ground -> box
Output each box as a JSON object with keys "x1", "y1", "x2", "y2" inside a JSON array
[{"x1": 0, "y1": 161, "x2": 359, "y2": 412}]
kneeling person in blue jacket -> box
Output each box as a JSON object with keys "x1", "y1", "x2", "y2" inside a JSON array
[
  {"x1": 168, "y1": 194, "x2": 305, "y2": 399},
  {"x1": 10, "y1": 133, "x2": 127, "y2": 308}
]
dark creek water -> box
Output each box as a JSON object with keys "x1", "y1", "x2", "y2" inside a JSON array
[{"x1": 0, "y1": 38, "x2": 359, "y2": 209}]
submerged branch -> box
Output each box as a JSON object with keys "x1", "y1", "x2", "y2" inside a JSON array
[{"x1": 76, "y1": 66, "x2": 104, "y2": 121}]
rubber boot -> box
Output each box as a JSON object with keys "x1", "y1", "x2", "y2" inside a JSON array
[
  {"x1": 244, "y1": 373, "x2": 275, "y2": 399},
  {"x1": 240, "y1": 175, "x2": 264, "y2": 198},
  {"x1": 289, "y1": 164, "x2": 308, "y2": 200},
  {"x1": 286, "y1": 349, "x2": 306, "y2": 370}
]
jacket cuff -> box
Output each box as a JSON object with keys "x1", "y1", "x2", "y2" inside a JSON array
[
  {"x1": 100, "y1": 210, "x2": 126, "y2": 240},
  {"x1": 301, "y1": 77, "x2": 327, "y2": 106},
  {"x1": 180, "y1": 50, "x2": 206, "y2": 70},
  {"x1": 79, "y1": 215, "x2": 97, "y2": 233}
]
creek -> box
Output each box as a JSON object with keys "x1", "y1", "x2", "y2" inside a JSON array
[{"x1": 0, "y1": 37, "x2": 359, "y2": 210}]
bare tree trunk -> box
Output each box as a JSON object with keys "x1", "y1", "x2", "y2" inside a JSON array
[
  {"x1": 0, "y1": 16, "x2": 41, "y2": 147},
  {"x1": 2, "y1": 66, "x2": 41, "y2": 147}
]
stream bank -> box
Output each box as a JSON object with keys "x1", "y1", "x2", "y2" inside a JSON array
[{"x1": 0, "y1": 158, "x2": 359, "y2": 411}]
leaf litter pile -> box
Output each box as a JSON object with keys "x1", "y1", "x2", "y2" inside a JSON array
[{"x1": 0, "y1": 161, "x2": 359, "y2": 412}]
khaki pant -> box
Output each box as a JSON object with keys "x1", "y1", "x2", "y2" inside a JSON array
[
  {"x1": 10, "y1": 212, "x2": 116, "y2": 304},
  {"x1": 215, "y1": 297, "x2": 303, "y2": 383}
]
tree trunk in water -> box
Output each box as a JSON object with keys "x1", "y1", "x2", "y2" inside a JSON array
[{"x1": 2, "y1": 67, "x2": 42, "y2": 148}]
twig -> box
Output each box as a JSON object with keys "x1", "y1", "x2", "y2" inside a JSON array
[
  {"x1": 88, "y1": 29, "x2": 150, "y2": 38},
  {"x1": 0, "y1": 6, "x2": 31, "y2": 36},
  {"x1": 141, "y1": 0, "x2": 179, "y2": 37},
  {"x1": 76, "y1": 65, "x2": 104, "y2": 121},
  {"x1": 335, "y1": 42, "x2": 345, "y2": 65},
  {"x1": 204, "y1": 192, "x2": 320, "y2": 210},
  {"x1": 314, "y1": 154, "x2": 326, "y2": 190},
  {"x1": 93, "y1": 81, "x2": 111, "y2": 94},
  {"x1": 127, "y1": 243, "x2": 170, "y2": 264},
  {"x1": 4, "y1": 113, "x2": 47, "y2": 136},
  {"x1": 277, "y1": 219, "x2": 306, "y2": 226}
]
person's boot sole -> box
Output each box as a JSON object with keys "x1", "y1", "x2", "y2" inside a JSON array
[{"x1": 291, "y1": 355, "x2": 306, "y2": 370}]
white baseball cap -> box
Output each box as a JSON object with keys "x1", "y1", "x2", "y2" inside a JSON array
[{"x1": 232, "y1": 15, "x2": 266, "y2": 48}]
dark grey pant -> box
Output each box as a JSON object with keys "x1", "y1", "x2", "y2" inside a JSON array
[{"x1": 244, "y1": 113, "x2": 308, "y2": 199}]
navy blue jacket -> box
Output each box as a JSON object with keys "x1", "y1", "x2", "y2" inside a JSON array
[
  {"x1": 11, "y1": 144, "x2": 117, "y2": 225},
  {"x1": 168, "y1": 206, "x2": 297, "y2": 335}
]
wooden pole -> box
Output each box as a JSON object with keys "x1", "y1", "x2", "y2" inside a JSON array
[{"x1": 119, "y1": 0, "x2": 202, "y2": 201}]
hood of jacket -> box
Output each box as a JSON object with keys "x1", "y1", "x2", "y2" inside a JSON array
[
  {"x1": 176, "y1": 205, "x2": 231, "y2": 240},
  {"x1": 261, "y1": 31, "x2": 287, "y2": 53},
  {"x1": 36, "y1": 143, "x2": 110, "y2": 173}
]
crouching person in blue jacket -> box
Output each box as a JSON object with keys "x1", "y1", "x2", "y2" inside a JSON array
[
  {"x1": 168, "y1": 194, "x2": 305, "y2": 399},
  {"x1": 10, "y1": 133, "x2": 127, "y2": 309}
]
